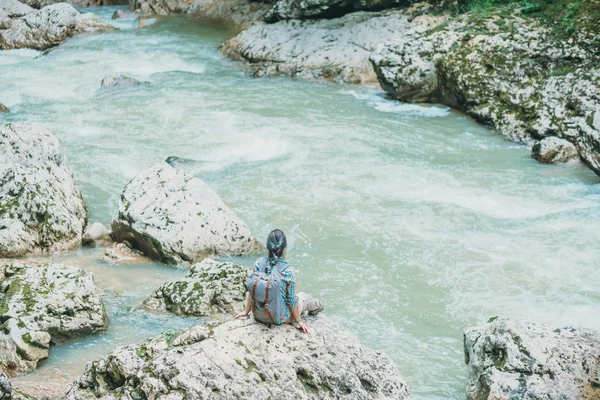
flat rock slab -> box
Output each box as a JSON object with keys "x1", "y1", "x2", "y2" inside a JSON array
[
  {"x1": 144, "y1": 258, "x2": 248, "y2": 316},
  {"x1": 67, "y1": 317, "x2": 410, "y2": 399},
  {"x1": 464, "y1": 317, "x2": 600, "y2": 400},
  {"x1": 0, "y1": 123, "x2": 87, "y2": 258},
  {"x1": 111, "y1": 162, "x2": 261, "y2": 265},
  {"x1": 0, "y1": 261, "x2": 108, "y2": 376},
  {"x1": 221, "y1": 10, "x2": 412, "y2": 84}
]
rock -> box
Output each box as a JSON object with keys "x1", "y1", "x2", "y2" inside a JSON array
[
  {"x1": 82, "y1": 222, "x2": 112, "y2": 246},
  {"x1": 0, "y1": 261, "x2": 108, "y2": 376},
  {"x1": 111, "y1": 9, "x2": 134, "y2": 20},
  {"x1": 66, "y1": 317, "x2": 410, "y2": 399},
  {"x1": 100, "y1": 75, "x2": 148, "y2": 89},
  {"x1": 0, "y1": 0, "x2": 34, "y2": 30},
  {"x1": 111, "y1": 162, "x2": 261, "y2": 265},
  {"x1": 129, "y1": 0, "x2": 270, "y2": 31},
  {"x1": 0, "y1": 123, "x2": 87, "y2": 258},
  {"x1": 531, "y1": 137, "x2": 579, "y2": 164},
  {"x1": 99, "y1": 242, "x2": 146, "y2": 264},
  {"x1": 0, "y1": 3, "x2": 115, "y2": 51},
  {"x1": 135, "y1": 16, "x2": 157, "y2": 28},
  {"x1": 0, "y1": 104, "x2": 9, "y2": 114},
  {"x1": 221, "y1": 10, "x2": 413, "y2": 84},
  {"x1": 143, "y1": 259, "x2": 248, "y2": 316},
  {"x1": 464, "y1": 317, "x2": 600, "y2": 400},
  {"x1": 20, "y1": 0, "x2": 128, "y2": 8},
  {"x1": 0, "y1": 370, "x2": 34, "y2": 400}
]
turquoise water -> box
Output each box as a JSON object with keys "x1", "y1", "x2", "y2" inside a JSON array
[{"x1": 1, "y1": 7, "x2": 599, "y2": 399}]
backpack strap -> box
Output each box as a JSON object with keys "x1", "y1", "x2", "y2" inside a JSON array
[{"x1": 264, "y1": 277, "x2": 275, "y2": 324}]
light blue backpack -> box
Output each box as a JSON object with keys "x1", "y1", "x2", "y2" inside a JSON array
[{"x1": 247, "y1": 257, "x2": 291, "y2": 325}]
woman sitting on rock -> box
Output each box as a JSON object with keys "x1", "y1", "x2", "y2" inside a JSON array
[{"x1": 235, "y1": 229, "x2": 324, "y2": 334}]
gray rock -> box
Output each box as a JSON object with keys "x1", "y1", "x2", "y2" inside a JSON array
[
  {"x1": 82, "y1": 222, "x2": 112, "y2": 246},
  {"x1": 0, "y1": 0, "x2": 33, "y2": 30},
  {"x1": 20, "y1": 0, "x2": 128, "y2": 8},
  {"x1": 100, "y1": 75, "x2": 148, "y2": 89},
  {"x1": 0, "y1": 371, "x2": 10, "y2": 399},
  {"x1": 531, "y1": 137, "x2": 578, "y2": 164},
  {"x1": 99, "y1": 242, "x2": 146, "y2": 264},
  {"x1": 221, "y1": 11, "x2": 412, "y2": 84},
  {"x1": 0, "y1": 123, "x2": 87, "y2": 258},
  {"x1": 66, "y1": 317, "x2": 410, "y2": 399},
  {"x1": 0, "y1": 261, "x2": 108, "y2": 376},
  {"x1": 0, "y1": 104, "x2": 9, "y2": 114},
  {"x1": 111, "y1": 9, "x2": 134, "y2": 20},
  {"x1": 111, "y1": 163, "x2": 262, "y2": 265},
  {"x1": 144, "y1": 259, "x2": 248, "y2": 316},
  {"x1": 464, "y1": 317, "x2": 600, "y2": 400},
  {"x1": 130, "y1": 0, "x2": 270, "y2": 30},
  {"x1": 0, "y1": 3, "x2": 115, "y2": 51},
  {"x1": 265, "y1": 0, "x2": 403, "y2": 21}
]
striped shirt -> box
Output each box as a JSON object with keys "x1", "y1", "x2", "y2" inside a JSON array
[{"x1": 253, "y1": 257, "x2": 298, "y2": 324}]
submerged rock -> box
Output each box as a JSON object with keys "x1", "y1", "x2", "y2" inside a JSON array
[
  {"x1": 0, "y1": 104, "x2": 9, "y2": 114},
  {"x1": 99, "y1": 242, "x2": 146, "y2": 264},
  {"x1": 464, "y1": 317, "x2": 600, "y2": 400},
  {"x1": 111, "y1": 9, "x2": 134, "y2": 20},
  {"x1": 82, "y1": 222, "x2": 112, "y2": 246},
  {"x1": 111, "y1": 163, "x2": 261, "y2": 265},
  {"x1": 0, "y1": 261, "x2": 108, "y2": 376},
  {"x1": 221, "y1": 10, "x2": 412, "y2": 84},
  {"x1": 0, "y1": 0, "x2": 34, "y2": 30},
  {"x1": 531, "y1": 137, "x2": 578, "y2": 164},
  {"x1": 66, "y1": 317, "x2": 410, "y2": 399},
  {"x1": 130, "y1": 0, "x2": 270, "y2": 31},
  {"x1": 100, "y1": 75, "x2": 148, "y2": 89},
  {"x1": 0, "y1": 3, "x2": 115, "y2": 51},
  {"x1": 144, "y1": 259, "x2": 248, "y2": 316},
  {"x1": 0, "y1": 123, "x2": 87, "y2": 258}
]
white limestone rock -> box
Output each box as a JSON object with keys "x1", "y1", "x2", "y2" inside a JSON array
[
  {"x1": 66, "y1": 317, "x2": 410, "y2": 399},
  {"x1": 0, "y1": 3, "x2": 115, "y2": 51},
  {"x1": 143, "y1": 258, "x2": 248, "y2": 316},
  {"x1": 531, "y1": 137, "x2": 578, "y2": 164},
  {"x1": 464, "y1": 317, "x2": 600, "y2": 400},
  {"x1": 0, "y1": 261, "x2": 108, "y2": 376},
  {"x1": 0, "y1": 0, "x2": 33, "y2": 30},
  {"x1": 82, "y1": 222, "x2": 112, "y2": 246},
  {"x1": 111, "y1": 163, "x2": 261, "y2": 265},
  {"x1": 99, "y1": 242, "x2": 146, "y2": 264},
  {"x1": 0, "y1": 123, "x2": 87, "y2": 258},
  {"x1": 221, "y1": 10, "x2": 413, "y2": 85}
]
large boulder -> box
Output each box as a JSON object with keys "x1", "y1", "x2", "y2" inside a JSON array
[
  {"x1": 0, "y1": 261, "x2": 108, "y2": 376},
  {"x1": 111, "y1": 163, "x2": 261, "y2": 265},
  {"x1": 0, "y1": 123, "x2": 87, "y2": 258},
  {"x1": 66, "y1": 317, "x2": 410, "y2": 399},
  {"x1": 82, "y1": 222, "x2": 112, "y2": 246},
  {"x1": 144, "y1": 259, "x2": 248, "y2": 316},
  {"x1": 19, "y1": 0, "x2": 129, "y2": 8},
  {"x1": 221, "y1": 10, "x2": 412, "y2": 84},
  {"x1": 0, "y1": 0, "x2": 33, "y2": 30},
  {"x1": 130, "y1": 0, "x2": 270, "y2": 31},
  {"x1": 0, "y1": 3, "x2": 115, "y2": 51},
  {"x1": 464, "y1": 317, "x2": 600, "y2": 400},
  {"x1": 531, "y1": 136, "x2": 578, "y2": 164}
]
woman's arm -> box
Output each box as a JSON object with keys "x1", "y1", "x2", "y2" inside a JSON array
[
  {"x1": 234, "y1": 292, "x2": 253, "y2": 319},
  {"x1": 283, "y1": 270, "x2": 310, "y2": 334}
]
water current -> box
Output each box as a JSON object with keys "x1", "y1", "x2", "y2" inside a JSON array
[{"x1": 1, "y1": 6, "x2": 599, "y2": 399}]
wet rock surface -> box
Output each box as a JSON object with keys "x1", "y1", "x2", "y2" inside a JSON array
[
  {"x1": 100, "y1": 75, "x2": 148, "y2": 89},
  {"x1": 221, "y1": 10, "x2": 412, "y2": 84},
  {"x1": 66, "y1": 317, "x2": 410, "y2": 399},
  {"x1": 130, "y1": 0, "x2": 270, "y2": 30},
  {"x1": 99, "y1": 242, "x2": 147, "y2": 264},
  {"x1": 531, "y1": 137, "x2": 579, "y2": 164},
  {"x1": 464, "y1": 317, "x2": 600, "y2": 400},
  {"x1": 0, "y1": 3, "x2": 115, "y2": 51},
  {"x1": 0, "y1": 123, "x2": 87, "y2": 258},
  {"x1": 111, "y1": 162, "x2": 261, "y2": 265},
  {"x1": 0, "y1": 104, "x2": 9, "y2": 114},
  {"x1": 144, "y1": 258, "x2": 248, "y2": 316},
  {"x1": 0, "y1": 261, "x2": 108, "y2": 376}
]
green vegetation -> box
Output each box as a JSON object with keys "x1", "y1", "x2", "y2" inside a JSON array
[{"x1": 457, "y1": 0, "x2": 600, "y2": 42}]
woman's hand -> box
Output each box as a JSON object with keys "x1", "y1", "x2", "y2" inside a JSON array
[
  {"x1": 297, "y1": 321, "x2": 311, "y2": 334},
  {"x1": 234, "y1": 311, "x2": 249, "y2": 319}
]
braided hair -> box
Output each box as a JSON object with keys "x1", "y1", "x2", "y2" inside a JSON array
[{"x1": 266, "y1": 229, "x2": 287, "y2": 265}]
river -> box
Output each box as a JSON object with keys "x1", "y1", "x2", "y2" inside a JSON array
[{"x1": 1, "y1": 6, "x2": 599, "y2": 399}]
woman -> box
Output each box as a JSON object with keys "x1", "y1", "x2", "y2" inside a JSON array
[{"x1": 234, "y1": 229, "x2": 324, "y2": 334}]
